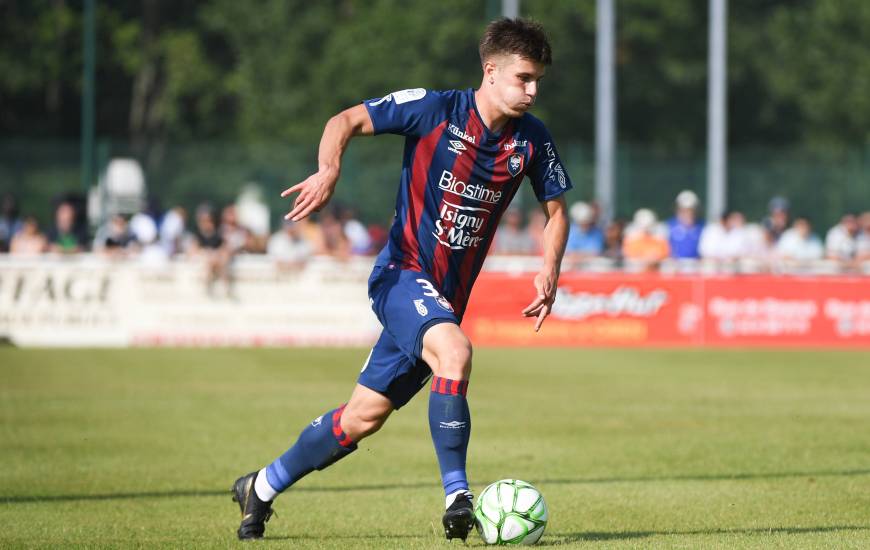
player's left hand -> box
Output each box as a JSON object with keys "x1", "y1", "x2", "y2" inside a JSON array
[{"x1": 522, "y1": 270, "x2": 558, "y2": 332}]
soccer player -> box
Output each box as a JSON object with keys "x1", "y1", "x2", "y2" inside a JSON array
[{"x1": 232, "y1": 17, "x2": 572, "y2": 541}]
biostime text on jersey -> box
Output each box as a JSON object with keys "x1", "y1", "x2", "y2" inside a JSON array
[{"x1": 434, "y1": 170, "x2": 501, "y2": 250}]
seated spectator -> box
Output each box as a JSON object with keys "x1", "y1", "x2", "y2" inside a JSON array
[
  {"x1": 9, "y1": 216, "x2": 47, "y2": 256},
  {"x1": 221, "y1": 204, "x2": 252, "y2": 254},
  {"x1": 699, "y1": 210, "x2": 751, "y2": 261},
  {"x1": 93, "y1": 214, "x2": 137, "y2": 257},
  {"x1": 601, "y1": 220, "x2": 625, "y2": 264},
  {"x1": 160, "y1": 206, "x2": 189, "y2": 257},
  {"x1": 191, "y1": 204, "x2": 232, "y2": 297},
  {"x1": 47, "y1": 201, "x2": 88, "y2": 254},
  {"x1": 623, "y1": 209, "x2": 670, "y2": 269},
  {"x1": 493, "y1": 208, "x2": 535, "y2": 255},
  {"x1": 0, "y1": 193, "x2": 23, "y2": 252},
  {"x1": 268, "y1": 220, "x2": 314, "y2": 269},
  {"x1": 776, "y1": 217, "x2": 823, "y2": 261},
  {"x1": 318, "y1": 209, "x2": 351, "y2": 259},
  {"x1": 338, "y1": 205, "x2": 372, "y2": 255},
  {"x1": 855, "y1": 211, "x2": 870, "y2": 261},
  {"x1": 825, "y1": 213, "x2": 859, "y2": 264},
  {"x1": 763, "y1": 196, "x2": 790, "y2": 244},
  {"x1": 667, "y1": 190, "x2": 704, "y2": 259},
  {"x1": 565, "y1": 201, "x2": 603, "y2": 258}
]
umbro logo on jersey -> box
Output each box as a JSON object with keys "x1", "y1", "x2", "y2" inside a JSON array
[{"x1": 448, "y1": 140, "x2": 466, "y2": 155}]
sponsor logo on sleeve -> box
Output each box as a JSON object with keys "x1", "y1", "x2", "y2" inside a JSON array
[
  {"x1": 414, "y1": 299, "x2": 428, "y2": 316},
  {"x1": 311, "y1": 415, "x2": 323, "y2": 427},
  {"x1": 368, "y1": 88, "x2": 426, "y2": 107}
]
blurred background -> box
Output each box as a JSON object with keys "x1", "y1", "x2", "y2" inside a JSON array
[{"x1": 1, "y1": 0, "x2": 869, "y2": 347}]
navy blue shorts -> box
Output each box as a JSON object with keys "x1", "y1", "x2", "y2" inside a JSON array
[{"x1": 357, "y1": 265, "x2": 459, "y2": 409}]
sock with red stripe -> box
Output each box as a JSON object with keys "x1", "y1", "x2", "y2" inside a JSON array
[
  {"x1": 428, "y1": 376, "x2": 471, "y2": 497},
  {"x1": 262, "y1": 404, "x2": 357, "y2": 496}
]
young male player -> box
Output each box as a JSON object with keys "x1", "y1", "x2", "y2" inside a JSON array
[{"x1": 232, "y1": 18, "x2": 571, "y2": 541}]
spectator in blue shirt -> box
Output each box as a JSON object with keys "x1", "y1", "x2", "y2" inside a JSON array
[
  {"x1": 667, "y1": 190, "x2": 704, "y2": 259},
  {"x1": 566, "y1": 201, "x2": 604, "y2": 259}
]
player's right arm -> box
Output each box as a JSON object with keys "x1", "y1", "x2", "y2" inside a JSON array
[{"x1": 282, "y1": 104, "x2": 374, "y2": 221}]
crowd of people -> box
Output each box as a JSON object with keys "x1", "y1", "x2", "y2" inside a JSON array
[{"x1": 2, "y1": 190, "x2": 870, "y2": 275}]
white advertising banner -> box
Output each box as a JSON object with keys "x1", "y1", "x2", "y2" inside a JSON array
[{"x1": 0, "y1": 256, "x2": 381, "y2": 347}]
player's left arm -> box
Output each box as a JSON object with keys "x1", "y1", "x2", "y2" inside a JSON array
[{"x1": 522, "y1": 194, "x2": 569, "y2": 332}]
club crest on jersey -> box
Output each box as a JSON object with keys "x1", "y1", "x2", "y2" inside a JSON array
[
  {"x1": 508, "y1": 153, "x2": 524, "y2": 177},
  {"x1": 436, "y1": 296, "x2": 454, "y2": 312}
]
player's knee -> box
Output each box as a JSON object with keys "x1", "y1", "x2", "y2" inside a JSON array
[{"x1": 435, "y1": 337, "x2": 473, "y2": 380}]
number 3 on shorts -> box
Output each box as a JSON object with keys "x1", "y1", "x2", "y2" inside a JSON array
[{"x1": 415, "y1": 278, "x2": 439, "y2": 297}]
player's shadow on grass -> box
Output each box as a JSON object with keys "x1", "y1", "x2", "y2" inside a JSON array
[
  {"x1": 3, "y1": 468, "x2": 869, "y2": 505},
  {"x1": 554, "y1": 525, "x2": 870, "y2": 543}
]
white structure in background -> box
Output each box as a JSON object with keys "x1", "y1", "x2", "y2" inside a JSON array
[
  {"x1": 236, "y1": 184, "x2": 270, "y2": 238},
  {"x1": 88, "y1": 158, "x2": 147, "y2": 226}
]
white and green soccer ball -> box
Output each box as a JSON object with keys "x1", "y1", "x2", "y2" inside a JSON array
[{"x1": 474, "y1": 479, "x2": 548, "y2": 545}]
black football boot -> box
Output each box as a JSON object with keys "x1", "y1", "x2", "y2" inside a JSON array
[
  {"x1": 442, "y1": 491, "x2": 475, "y2": 541},
  {"x1": 231, "y1": 471, "x2": 274, "y2": 540}
]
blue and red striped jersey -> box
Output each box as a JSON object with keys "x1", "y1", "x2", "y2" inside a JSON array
[{"x1": 363, "y1": 87, "x2": 572, "y2": 318}]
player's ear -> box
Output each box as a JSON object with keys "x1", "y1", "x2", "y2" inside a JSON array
[{"x1": 483, "y1": 59, "x2": 498, "y2": 85}]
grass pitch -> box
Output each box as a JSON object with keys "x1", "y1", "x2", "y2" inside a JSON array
[{"x1": 1, "y1": 347, "x2": 869, "y2": 549}]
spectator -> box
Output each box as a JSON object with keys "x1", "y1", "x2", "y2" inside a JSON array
[
  {"x1": 0, "y1": 193, "x2": 23, "y2": 252},
  {"x1": 825, "y1": 213, "x2": 859, "y2": 264},
  {"x1": 9, "y1": 216, "x2": 47, "y2": 256},
  {"x1": 526, "y1": 209, "x2": 548, "y2": 255},
  {"x1": 667, "y1": 190, "x2": 704, "y2": 259},
  {"x1": 493, "y1": 208, "x2": 535, "y2": 255},
  {"x1": 601, "y1": 220, "x2": 625, "y2": 264},
  {"x1": 763, "y1": 196, "x2": 790, "y2": 243},
  {"x1": 220, "y1": 204, "x2": 252, "y2": 254},
  {"x1": 699, "y1": 210, "x2": 751, "y2": 261},
  {"x1": 565, "y1": 201, "x2": 603, "y2": 258},
  {"x1": 318, "y1": 209, "x2": 351, "y2": 258},
  {"x1": 338, "y1": 205, "x2": 372, "y2": 255},
  {"x1": 93, "y1": 214, "x2": 137, "y2": 257},
  {"x1": 268, "y1": 220, "x2": 314, "y2": 268},
  {"x1": 191, "y1": 204, "x2": 232, "y2": 297},
  {"x1": 159, "y1": 206, "x2": 189, "y2": 257},
  {"x1": 623, "y1": 208, "x2": 670, "y2": 269},
  {"x1": 776, "y1": 217, "x2": 823, "y2": 261},
  {"x1": 855, "y1": 211, "x2": 870, "y2": 261},
  {"x1": 47, "y1": 201, "x2": 88, "y2": 254}
]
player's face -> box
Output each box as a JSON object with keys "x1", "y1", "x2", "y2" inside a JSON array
[{"x1": 487, "y1": 54, "x2": 547, "y2": 117}]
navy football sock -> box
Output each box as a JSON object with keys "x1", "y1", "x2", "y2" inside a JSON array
[
  {"x1": 428, "y1": 376, "x2": 471, "y2": 497},
  {"x1": 264, "y1": 404, "x2": 357, "y2": 494}
]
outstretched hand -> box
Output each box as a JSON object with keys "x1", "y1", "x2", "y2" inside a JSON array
[
  {"x1": 521, "y1": 270, "x2": 558, "y2": 332},
  {"x1": 281, "y1": 167, "x2": 339, "y2": 221}
]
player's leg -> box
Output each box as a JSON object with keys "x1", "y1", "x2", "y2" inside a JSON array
[{"x1": 421, "y1": 322, "x2": 475, "y2": 540}]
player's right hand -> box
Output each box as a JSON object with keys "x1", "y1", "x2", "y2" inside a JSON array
[{"x1": 281, "y1": 167, "x2": 339, "y2": 221}]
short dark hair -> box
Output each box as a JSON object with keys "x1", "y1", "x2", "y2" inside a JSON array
[{"x1": 479, "y1": 18, "x2": 552, "y2": 66}]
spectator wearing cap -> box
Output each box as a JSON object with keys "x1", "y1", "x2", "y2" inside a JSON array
[
  {"x1": 623, "y1": 208, "x2": 670, "y2": 269},
  {"x1": 493, "y1": 208, "x2": 535, "y2": 255},
  {"x1": 565, "y1": 201, "x2": 604, "y2": 258},
  {"x1": 666, "y1": 190, "x2": 704, "y2": 259},
  {"x1": 764, "y1": 196, "x2": 790, "y2": 243}
]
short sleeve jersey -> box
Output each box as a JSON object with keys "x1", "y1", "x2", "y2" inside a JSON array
[{"x1": 364, "y1": 87, "x2": 572, "y2": 318}]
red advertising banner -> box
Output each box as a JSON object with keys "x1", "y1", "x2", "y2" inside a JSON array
[{"x1": 463, "y1": 273, "x2": 870, "y2": 348}]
